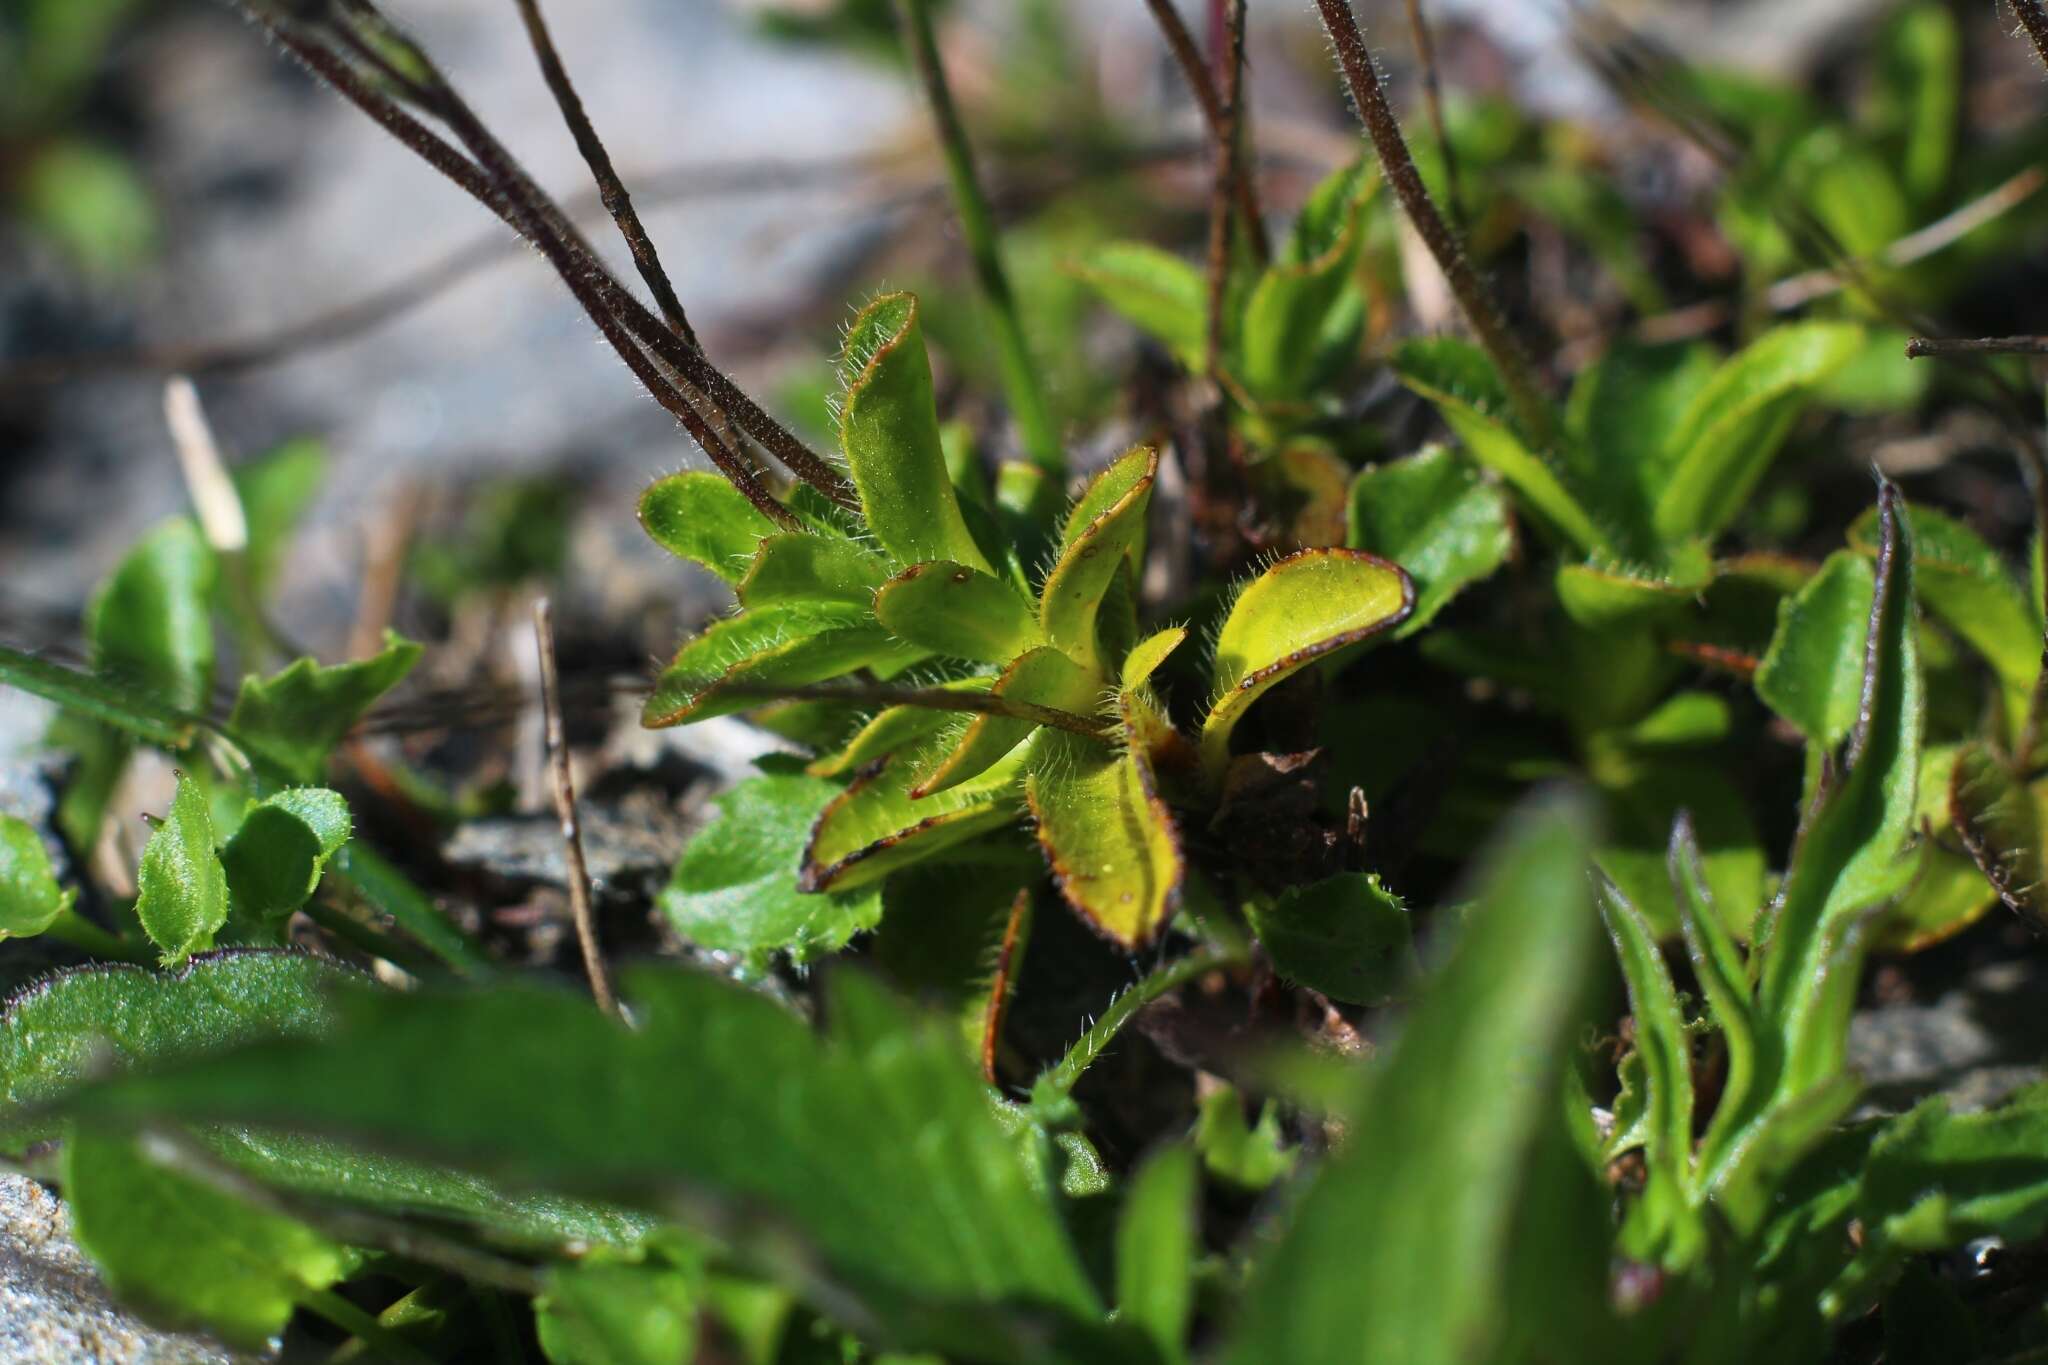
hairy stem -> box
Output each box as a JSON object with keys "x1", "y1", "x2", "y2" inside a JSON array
[
  {"x1": 1141, "y1": 0, "x2": 1269, "y2": 263},
  {"x1": 1030, "y1": 946, "x2": 1244, "y2": 1114},
  {"x1": 1313, "y1": 0, "x2": 1557, "y2": 449},
  {"x1": 2016, "y1": 0, "x2": 2048, "y2": 72},
  {"x1": 895, "y1": 0, "x2": 1064, "y2": 474},
  {"x1": 1400, "y1": 0, "x2": 1463, "y2": 231},
  {"x1": 1203, "y1": 0, "x2": 1250, "y2": 380},
  {"x1": 707, "y1": 679, "x2": 1112, "y2": 737}
]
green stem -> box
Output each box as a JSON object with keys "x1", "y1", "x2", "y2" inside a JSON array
[
  {"x1": 43, "y1": 908, "x2": 153, "y2": 965},
  {"x1": 895, "y1": 0, "x2": 1063, "y2": 474},
  {"x1": 1030, "y1": 947, "x2": 1244, "y2": 1115},
  {"x1": 303, "y1": 900, "x2": 443, "y2": 978},
  {"x1": 300, "y1": 1286, "x2": 442, "y2": 1365},
  {"x1": 332, "y1": 843, "x2": 497, "y2": 978}
]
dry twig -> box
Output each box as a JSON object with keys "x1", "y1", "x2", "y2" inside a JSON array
[{"x1": 534, "y1": 597, "x2": 619, "y2": 1020}]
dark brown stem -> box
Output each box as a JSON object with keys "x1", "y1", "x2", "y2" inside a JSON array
[
  {"x1": 509, "y1": 0, "x2": 698, "y2": 346},
  {"x1": 1905, "y1": 336, "x2": 2048, "y2": 358},
  {"x1": 1314, "y1": 0, "x2": 1557, "y2": 449},
  {"x1": 2015, "y1": 0, "x2": 2048, "y2": 71},
  {"x1": 534, "y1": 598, "x2": 619, "y2": 1020},
  {"x1": 1203, "y1": 0, "x2": 1247, "y2": 380},
  {"x1": 1141, "y1": 0, "x2": 1268, "y2": 263},
  {"x1": 1400, "y1": 0, "x2": 1464, "y2": 232}
]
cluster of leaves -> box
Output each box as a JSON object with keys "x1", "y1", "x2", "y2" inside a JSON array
[{"x1": 11, "y1": 1, "x2": 2048, "y2": 1362}]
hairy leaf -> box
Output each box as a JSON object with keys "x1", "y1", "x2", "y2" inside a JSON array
[
  {"x1": 638, "y1": 471, "x2": 782, "y2": 584},
  {"x1": 1755, "y1": 552, "x2": 1877, "y2": 750},
  {"x1": 1347, "y1": 446, "x2": 1512, "y2": 637},
  {"x1": 660, "y1": 773, "x2": 882, "y2": 967},
  {"x1": 737, "y1": 532, "x2": 892, "y2": 609},
  {"x1": 837, "y1": 292, "x2": 992, "y2": 572},
  {"x1": 805, "y1": 681, "x2": 989, "y2": 778},
  {"x1": 1040, "y1": 446, "x2": 1157, "y2": 674},
  {"x1": 874, "y1": 561, "x2": 1043, "y2": 663},
  {"x1": 0, "y1": 645, "x2": 195, "y2": 749},
  {"x1": 802, "y1": 745, "x2": 1030, "y2": 894},
  {"x1": 644, "y1": 605, "x2": 918, "y2": 727},
  {"x1": 1201, "y1": 549, "x2": 1413, "y2": 773},
  {"x1": 1027, "y1": 721, "x2": 1182, "y2": 950},
  {"x1": 914, "y1": 647, "x2": 1098, "y2": 797},
  {"x1": 135, "y1": 770, "x2": 229, "y2": 965},
  {"x1": 1949, "y1": 742, "x2": 2045, "y2": 923},
  {"x1": 219, "y1": 788, "x2": 351, "y2": 925}
]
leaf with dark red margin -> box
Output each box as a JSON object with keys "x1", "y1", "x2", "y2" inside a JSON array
[
  {"x1": 873, "y1": 561, "x2": 1042, "y2": 663},
  {"x1": 800, "y1": 745, "x2": 1031, "y2": 894},
  {"x1": 1950, "y1": 742, "x2": 2047, "y2": 925},
  {"x1": 1039, "y1": 447, "x2": 1158, "y2": 674},
  {"x1": 1027, "y1": 693, "x2": 1184, "y2": 951},
  {"x1": 913, "y1": 647, "x2": 1100, "y2": 798},
  {"x1": 1200, "y1": 549, "x2": 1414, "y2": 775},
  {"x1": 643, "y1": 605, "x2": 920, "y2": 728}
]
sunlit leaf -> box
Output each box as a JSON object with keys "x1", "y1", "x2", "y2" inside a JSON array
[
  {"x1": 873, "y1": 561, "x2": 1043, "y2": 663},
  {"x1": 1121, "y1": 627, "x2": 1187, "y2": 691},
  {"x1": 837, "y1": 292, "x2": 992, "y2": 572},
  {"x1": 1040, "y1": 446, "x2": 1157, "y2": 674},
  {"x1": 1070, "y1": 241, "x2": 1206, "y2": 371},
  {"x1": 218, "y1": 787, "x2": 351, "y2": 925},
  {"x1": 1755, "y1": 551, "x2": 1877, "y2": 750},
  {"x1": 1201, "y1": 549, "x2": 1413, "y2": 773},
  {"x1": 638, "y1": 471, "x2": 782, "y2": 584},
  {"x1": 135, "y1": 770, "x2": 229, "y2": 966},
  {"x1": 87, "y1": 517, "x2": 217, "y2": 714},
  {"x1": 737, "y1": 532, "x2": 892, "y2": 608},
  {"x1": 914, "y1": 647, "x2": 1097, "y2": 797},
  {"x1": 1027, "y1": 720, "x2": 1182, "y2": 950},
  {"x1": 805, "y1": 681, "x2": 990, "y2": 778},
  {"x1": 802, "y1": 745, "x2": 1030, "y2": 894},
  {"x1": 644, "y1": 605, "x2": 918, "y2": 727}
]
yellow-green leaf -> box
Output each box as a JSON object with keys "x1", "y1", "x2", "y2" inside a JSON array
[
  {"x1": 1040, "y1": 446, "x2": 1157, "y2": 673},
  {"x1": 1202, "y1": 549, "x2": 1414, "y2": 774},
  {"x1": 644, "y1": 606, "x2": 918, "y2": 728},
  {"x1": 837, "y1": 292, "x2": 991, "y2": 572},
  {"x1": 135, "y1": 770, "x2": 228, "y2": 966},
  {"x1": 1027, "y1": 705, "x2": 1182, "y2": 950},
  {"x1": 638, "y1": 472, "x2": 781, "y2": 584},
  {"x1": 914, "y1": 647, "x2": 1100, "y2": 798},
  {"x1": 873, "y1": 561, "x2": 1042, "y2": 663},
  {"x1": 801, "y1": 745, "x2": 1031, "y2": 894},
  {"x1": 737, "y1": 533, "x2": 892, "y2": 608}
]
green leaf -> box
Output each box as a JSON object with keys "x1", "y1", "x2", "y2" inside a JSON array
[
  {"x1": 871, "y1": 866, "x2": 1030, "y2": 1064},
  {"x1": 64, "y1": 1128, "x2": 347, "y2": 1351},
  {"x1": 0, "y1": 645, "x2": 195, "y2": 749},
  {"x1": 1850, "y1": 1090, "x2": 2048, "y2": 1280},
  {"x1": 1201, "y1": 549, "x2": 1413, "y2": 774},
  {"x1": 1246, "y1": 873, "x2": 1414, "y2": 1006},
  {"x1": 644, "y1": 605, "x2": 918, "y2": 728},
  {"x1": 1652, "y1": 323, "x2": 1862, "y2": 544},
  {"x1": 1121, "y1": 627, "x2": 1186, "y2": 691},
  {"x1": 1600, "y1": 882, "x2": 1700, "y2": 1260},
  {"x1": 1597, "y1": 758, "x2": 1766, "y2": 938},
  {"x1": 638, "y1": 471, "x2": 782, "y2": 583},
  {"x1": 805, "y1": 682, "x2": 987, "y2": 778},
  {"x1": 0, "y1": 952, "x2": 350, "y2": 1151},
  {"x1": 873, "y1": 561, "x2": 1043, "y2": 663},
  {"x1": 1239, "y1": 162, "x2": 1370, "y2": 399},
  {"x1": 1347, "y1": 446, "x2": 1512, "y2": 638},
  {"x1": 1759, "y1": 487, "x2": 1922, "y2": 1111},
  {"x1": 1027, "y1": 723, "x2": 1182, "y2": 950},
  {"x1": 1194, "y1": 1085, "x2": 1295, "y2": 1192},
  {"x1": 1393, "y1": 338, "x2": 1608, "y2": 556},
  {"x1": 1039, "y1": 446, "x2": 1157, "y2": 674},
  {"x1": 219, "y1": 788, "x2": 351, "y2": 925},
  {"x1": 837, "y1": 292, "x2": 992, "y2": 572},
  {"x1": 87, "y1": 518, "x2": 217, "y2": 714},
  {"x1": 1873, "y1": 4, "x2": 1959, "y2": 201},
  {"x1": 1115, "y1": 1144, "x2": 1197, "y2": 1365},
  {"x1": 51, "y1": 968, "x2": 1106, "y2": 1357},
  {"x1": 537, "y1": 1251, "x2": 701, "y2": 1365},
  {"x1": 1070, "y1": 241, "x2": 1206, "y2": 371},
  {"x1": 1849, "y1": 501, "x2": 2038, "y2": 734},
  {"x1": 802, "y1": 744, "x2": 1030, "y2": 894},
  {"x1": 1225, "y1": 794, "x2": 1603, "y2": 1365},
  {"x1": 0, "y1": 813, "x2": 75, "y2": 940},
  {"x1": 135, "y1": 770, "x2": 229, "y2": 965},
  {"x1": 659, "y1": 774, "x2": 882, "y2": 967},
  {"x1": 1555, "y1": 542, "x2": 1714, "y2": 631},
  {"x1": 232, "y1": 436, "x2": 327, "y2": 603},
  {"x1": 914, "y1": 647, "x2": 1098, "y2": 798},
  {"x1": 226, "y1": 632, "x2": 423, "y2": 784},
  {"x1": 1565, "y1": 340, "x2": 1720, "y2": 558},
  {"x1": 1755, "y1": 552, "x2": 1877, "y2": 750},
  {"x1": 737, "y1": 532, "x2": 892, "y2": 608}
]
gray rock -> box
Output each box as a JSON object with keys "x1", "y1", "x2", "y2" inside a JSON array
[
  {"x1": 0, "y1": 1174, "x2": 253, "y2": 1365},
  {"x1": 1850, "y1": 958, "x2": 2048, "y2": 1118}
]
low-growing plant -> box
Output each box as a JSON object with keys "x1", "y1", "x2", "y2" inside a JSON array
[{"x1": 10, "y1": 0, "x2": 2048, "y2": 1362}]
